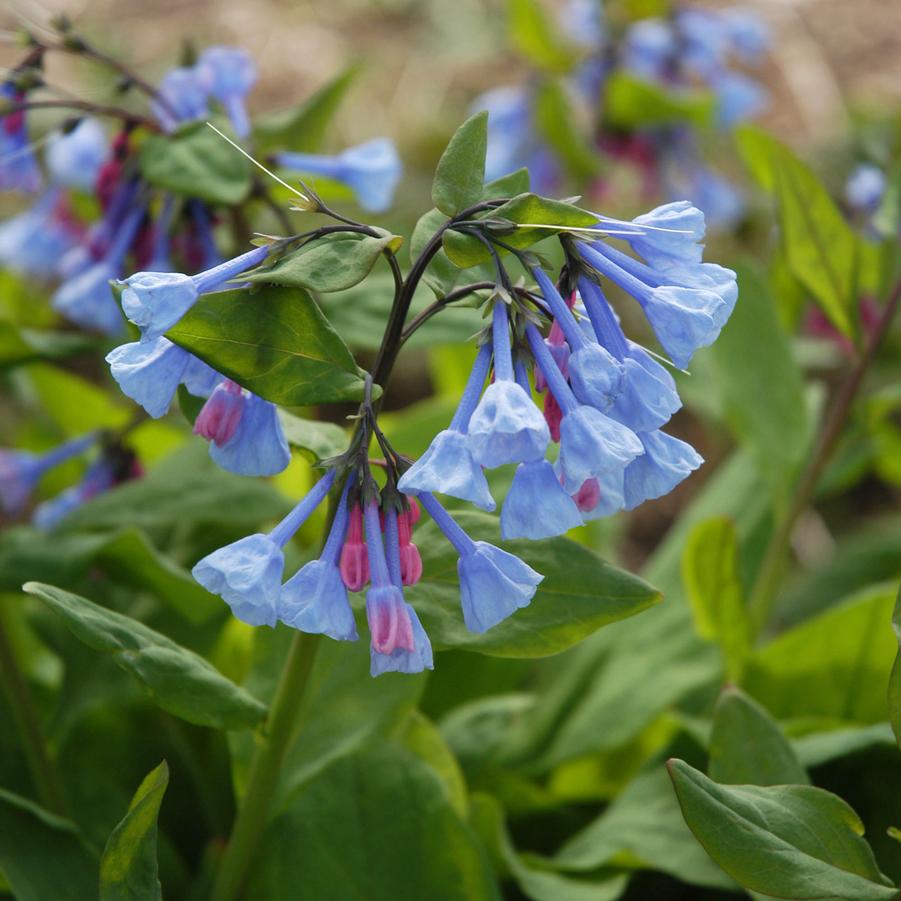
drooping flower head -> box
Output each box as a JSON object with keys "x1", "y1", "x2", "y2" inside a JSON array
[{"x1": 197, "y1": 47, "x2": 257, "y2": 139}]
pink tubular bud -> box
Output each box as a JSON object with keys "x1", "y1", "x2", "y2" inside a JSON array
[
  {"x1": 193, "y1": 381, "x2": 245, "y2": 446},
  {"x1": 339, "y1": 502, "x2": 370, "y2": 590},
  {"x1": 543, "y1": 391, "x2": 563, "y2": 443},
  {"x1": 573, "y1": 477, "x2": 601, "y2": 512}
]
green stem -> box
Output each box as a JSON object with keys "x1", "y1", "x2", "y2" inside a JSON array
[
  {"x1": 209, "y1": 631, "x2": 321, "y2": 901},
  {"x1": 748, "y1": 278, "x2": 901, "y2": 634},
  {"x1": 0, "y1": 604, "x2": 69, "y2": 816}
]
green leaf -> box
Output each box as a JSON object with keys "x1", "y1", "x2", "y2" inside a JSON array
[
  {"x1": 432, "y1": 111, "x2": 489, "y2": 217},
  {"x1": 603, "y1": 71, "x2": 715, "y2": 129},
  {"x1": 254, "y1": 67, "x2": 358, "y2": 152},
  {"x1": 23, "y1": 582, "x2": 267, "y2": 730},
  {"x1": 244, "y1": 233, "x2": 402, "y2": 293},
  {"x1": 0, "y1": 789, "x2": 98, "y2": 901},
  {"x1": 406, "y1": 511, "x2": 660, "y2": 657},
  {"x1": 0, "y1": 322, "x2": 96, "y2": 370},
  {"x1": 59, "y1": 443, "x2": 289, "y2": 531},
  {"x1": 681, "y1": 517, "x2": 750, "y2": 681},
  {"x1": 99, "y1": 761, "x2": 169, "y2": 901},
  {"x1": 887, "y1": 586, "x2": 901, "y2": 749},
  {"x1": 554, "y1": 768, "x2": 735, "y2": 890},
  {"x1": 668, "y1": 759, "x2": 897, "y2": 900},
  {"x1": 708, "y1": 687, "x2": 809, "y2": 786},
  {"x1": 443, "y1": 193, "x2": 600, "y2": 268},
  {"x1": 709, "y1": 263, "x2": 810, "y2": 497},
  {"x1": 744, "y1": 582, "x2": 898, "y2": 724},
  {"x1": 736, "y1": 128, "x2": 859, "y2": 336},
  {"x1": 166, "y1": 285, "x2": 368, "y2": 406},
  {"x1": 277, "y1": 411, "x2": 347, "y2": 462},
  {"x1": 472, "y1": 794, "x2": 630, "y2": 901},
  {"x1": 481, "y1": 168, "x2": 531, "y2": 201},
  {"x1": 508, "y1": 0, "x2": 578, "y2": 73},
  {"x1": 138, "y1": 119, "x2": 251, "y2": 205},
  {"x1": 247, "y1": 743, "x2": 501, "y2": 900},
  {"x1": 534, "y1": 78, "x2": 601, "y2": 180}
]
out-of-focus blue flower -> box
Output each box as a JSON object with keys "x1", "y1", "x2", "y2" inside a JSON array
[
  {"x1": 468, "y1": 301, "x2": 550, "y2": 467},
  {"x1": 0, "y1": 432, "x2": 97, "y2": 514},
  {"x1": 197, "y1": 47, "x2": 257, "y2": 139},
  {"x1": 46, "y1": 118, "x2": 108, "y2": 192},
  {"x1": 120, "y1": 244, "x2": 270, "y2": 339},
  {"x1": 474, "y1": 86, "x2": 533, "y2": 183},
  {"x1": 685, "y1": 165, "x2": 745, "y2": 230},
  {"x1": 562, "y1": 0, "x2": 605, "y2": 48},
  {"x1": 722, "y1": 7, "x2": 770, "y2": 62},
  {"x1": 275, "y1": 138, "x2": 402, "y2": 213},
  {"x1": 419, "y1": 492, "x2": 542, "y2": 633},
  {"x1": 712, "y1": 71, "x2": 768, "y2": 127},
  {"x1": 677, "y1": 8, "x2": 731, "y2": 77},
  {"x1": 501, "y1": 460, "x2": 583, "y2": 540},
  {"x1": 53, "y1": 205, "x2": 145, "y2": 334},
  {"x1": 398, "y1": 343, "x2": 495, "y2": 510},
  {"x1": 33, "y1": 456, "x2": 115, "y2": 530},
  {"x1": 280, "y1": 477, "x2": 358, "y2": 641},
  {"x1": 623, "y1": 19, "x2": 676, "y2": 80},
  {"x1": 152, "y1": 67, "x2": 209, "y2": 131},
  {"x1": 0, "y1": 84, "x2": 41, "y2": 193},
  {"x1": 106, "y1": 337, "x2": 191, "y2": 419},
  {"x1": 193, "y1": 469, "x2": 336, "y2": 625},
  {"x1": 623, "y1": 429, "x2": 703, "y2": 509},
  {"x1": 194, "y1": 380, "x2": 290, "y2": 477},
  {"x1": 0, "y1": 188, "x2": 78, "y2": 277},
  {"x1": 845, "y1": 163, "x2": 886, "y2": 213},
  {"x1": 364, "y1": 499, "x2": 432, "y2": 676}
]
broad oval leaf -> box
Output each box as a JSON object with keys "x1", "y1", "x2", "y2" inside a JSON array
[
  {"x1": 432, "y1": 111, "x2": 489, "y2": 217},
  {"x1": 244, "y1": 233, "x2": 402, "y2": 293},
  {"x1": 100, "y1": 761, "x2": 169, "y2": 901},
  {"x1": 166, "y1": 284, "x2": 368, "y2": 406},
  {"x1": 138, "y1": 119, "x2": 251, "y2": 205},
  {"x1": 23, "y1": 582, "x2": 267, "y2": 730},
  {"x1": 668, "y1": 759, "x2": 897, "y2": 901},
  {"x1": 405, "y1": 511, "x2": 660, "y2": 657}
]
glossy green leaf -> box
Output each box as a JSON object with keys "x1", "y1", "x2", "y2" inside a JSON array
[
  {"x1": 737, "y1": 128, "x2": 858, "y2": 336},
  {"x1": 709, "y1": 263, "x2": 810, "y2": 497},
  {"x1": 668, "y1": 759, "x2": 897, "y2": 900},
  {"x1": 744, "y1": 582, "x2": 897, "y2": 723},
  {"x1": 681, "y1": 517, "x2": 750, "y2": 681},
  {"x1": 244, "y1": 233, "x2": 402, "y2": 293},
  {"x1": 254, "y1": 66, "x2": 358, "y2": 152},
  {"x1": 0, "y1": 789, "x2": 97, "y2": 901},
  {"x1": 167, "y1": 285, "x2": 368, "y2": 406},
  {"x1": 432, "y1": 112, "x2": 489, "y2": 217},
  {"x1": 99, "y1": 761, "x2": 169, "y2": 901},
  {"x1": 534, "y1": 78, "x2": 601, "y2": 180},
  {"x1": 887, "y1": 586, "x2": 901, "y2": 749},
  {"x1": 472, "y1": 794, "x2": 630, "y2": 901},
  {"x1": 555, "y1": 768, "x2": 735, "y2": 890},
  {"x1": 708, "y1": 687, "x2": 809, "y2": 786},
  {"x1": 138, "y1": 119, "x2": 251, "y2": 206},
  {"x1": 443, "y1": 193, "x2": 600, "y2": 268},
  {"x1": 23, "y1": 582, "x2": 267, "y2": 730},
  {"x1": 481, "y1": 168, "x2": 531, "y2": 201},
  {"x1": 508, "y1": 0, "x2": 577, "y2": 73},
  {"x1": 406, "y1": 512, "x2": 660, "y2": 657},
  {"x1": 247, "y1": 743, "x2": 501, "y2": 900},
  {"x1": 603, "y1": 72, "x2": 714, "y2": 129}
]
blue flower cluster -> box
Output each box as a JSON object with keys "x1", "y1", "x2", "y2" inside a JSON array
[{"x1": 474, "y1": 1, "x2": 770, "y2": 227}]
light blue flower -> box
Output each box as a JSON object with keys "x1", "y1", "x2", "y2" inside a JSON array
[
  {"x1": 712, "y1": 71, "x2": 768, "y2": 127},
  {"x1": 627, "y1": 201, "x2": 706, "y2": 268},
  {"x1": 152, "y1": 67, "x2": 209, "y2": 131},
  {"x1": 473, "y1": 86, "x2": 533, "y2": 182},
  {"x1": 501, "y1": 460, "x2": 583, "y2": 540},
  {"x1": 0, "y1": 189, "x2": 76, "y2": 277},
  {"x1": 46, "y1": 118, "x2": 108, "y2": 192},
  {"x1": 275, "y1": 138, "x2": 403, "y2": 213},
  {"x1": 280, "y1": 477, "x2": 358, "y2": 641},
  {"x1": 193, "y1": 469, "x2": 336, "y2": 625},
  {"x1": 33, "y1": 457, "x2": 115, "y2": 531},
  {"x1": 678, "y1": 8, "x2": 730, "y2": 76},
  {"x1": 845, "y1": 164, "x2": 886, "y2": 213},
  {"x1": 192, "y1": 534, "x2": 284, "y2": 626},
  {"x1": 182, "y1": 356, "x2": 222, "y2": 398},
  {"x1": 419, "y1": 492, "x2": 543, "y2": 633},
  {"x1": 570, "y1": 467, "x2": 626, "y2": 520},
  {"x1": 623, "y1": 19, "x2": 676, "y2": 80},
  {"x1": 623, "y1": 429, "x2": 703, "y2": 510},
  {"x1": 398, "y1": 344, "x2": 495, "y2": 509},
  {"x1": 120, "y1": 245, "x2": 270, "y2": 339},
  {"x1": 202, "y1": 387, "x2": 290, "y2": 477},
  {"x1": 106, "y1": 337, "x2": 190, "y2": 418},
  {"x1": 687, "y1": 166, "x2": 745, "y2": 229},
  {"x1": 722, "y1": 8, "x2": 770, "y2": 61},
  {"x1": 0, "y1": 84, "x2": 41, "y2": 193},
  {"x1": 197, "y1": 47, "x2": 257, "y2": 139}
]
